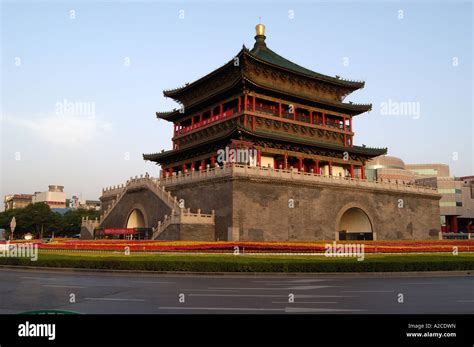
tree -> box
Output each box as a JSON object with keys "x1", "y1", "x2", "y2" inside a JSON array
[
  {"x1": 0, "y1": 204, "x2": 100, "y2": 238},
  {"x1": 19, "y1": 203, "x2": 66, "y2": 238},
  {"x1": 62, "y1": 209, "x2": 100, "y2": 236},
  {"x1": 0, "y1": 203, "x2": 64, "y2": 239},
  {"x1": 0, "y1": 208, "x2": 17, "y2": 238}
]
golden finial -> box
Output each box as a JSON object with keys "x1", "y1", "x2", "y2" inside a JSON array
[{"x1": 255, "y1": 22, "x2": 265, "y2": 36}]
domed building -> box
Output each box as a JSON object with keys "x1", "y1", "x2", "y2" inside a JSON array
[{"x1": 365, "y1": 155, "x2": 417, "y2": 183}]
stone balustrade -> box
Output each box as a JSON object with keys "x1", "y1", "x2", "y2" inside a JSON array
[
  {"x1": 152, "y1": 208, "x2": 215, "y2": 239},
  {"x1": 159, "y1": 164, "x2": 439, "y2": 195},
  {"x1": 100, "y1": 174, "x2": 182, "y2": 225},
  {"x1": 81, "y1": 216, "x2": 100, "y2": 237}
]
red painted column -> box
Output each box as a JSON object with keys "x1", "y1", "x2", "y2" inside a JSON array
[
  {"x1": 252, "y1": 96, "x2": 256, "y2": 112},
  {"x1": 191, "y1": 117, "x2": 194, "y2": 127},
  {"x1": 211, "y1": 156, "x2": 216, "y2": 167},
  {"x1": 322, "y1": 113, "x2": 326, "y2": 127},
  {"x1": 343, "y1": 116, "x2": 346, "y2": 131},
  {"x1": 284, "y1": 153, "x2": 288, "y2": 169},
  {"x1": 361, "y1": 165, "x2": 365, "y2": 179},
  {"x1": 182, "y1": 164, "x2": 186, "y2": 172},
  {"x1": 298, "y1": 158, "x2": 303, "y2": 172},
  {"x1": 452, "y1": 216, "x2": 459, "y2": 233},
  {"x1": 244, "y1": 94, "x2": 248, "y2": 127},
  {"x1": 238, "y1": 96, "x2": 241, "y2": 112},
  {"x1": 200, "y1": 160, "x2": 205, "y2": 170},
  {"x1": 177, "y1": 122, "x2": 181, "y2": 134},
  {"x1": 344, "y1": 134, "x2": 347, "y2": 147},
  {"x1": 328, "y1": 161, "x2": 332, "y2": 176},
  {"x1": 252, "y1": 115, "x2": 256, "y2": 131},
  {"x1": 279, "y1": 103, "x2": 282, "y2": 117},
  {"x1": 169, "y1": 167, "x2": 173, "y2": 176},
  {"x1": 315, "y1": 160, "x2": 320, "y2": 175},
  {"x1": 350, "y1": 164, "x2": 354, "y2": 178},
  {"x1": 349, "y1": 117, "x2": 353, "y2": 147},
  {"x1": 309, "y1": 111, "x2": 313, "y2": 124},
  {"x1": 274, "y1": 158, "x2": 277, "y2": 169},
  {"x1": 257, "y1": 148, "x2": 261, "y2": 167}
]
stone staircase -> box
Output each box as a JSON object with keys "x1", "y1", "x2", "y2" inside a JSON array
[
  {"x1": 81, "y1": 217, "x2": 100, "y2": 239},
  {"x1": 152, "y1": 208, "x2": 215, "y2": 240},
  {"x1": 100, "y1": 174, "x2": 181, "y2": 225},
  {"x1": 98, "y1": 174, "x2": 215, "y2": 240}
]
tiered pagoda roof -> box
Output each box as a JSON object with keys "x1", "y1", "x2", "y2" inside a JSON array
[
  {"x1": 158, "y1": 28, "x2": 371, "y2": 122},
  {"x1": 145, "y1": 24, "x2": 386, "y2": 165},
  {"x1": 143, "y1": 125, "x2": 387, "y2": 163}
]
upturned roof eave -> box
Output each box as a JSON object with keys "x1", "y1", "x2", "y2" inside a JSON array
[
  {"x1": 163, "y1": 48, "x2": 246, "y2": 99},
  {"x1": 244, "y1": 49, "x2": 365, "y2": 90},
  {"x1": 243, "y1": 77, "x2": 372, "y2": 115},
  {"x1": 143, "y1": 126, "x2": 386, "y2": 162}
]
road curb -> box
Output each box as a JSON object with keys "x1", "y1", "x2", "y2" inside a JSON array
[{"x1": 0, "y1": 265, "x2": 472, "y2": 278}]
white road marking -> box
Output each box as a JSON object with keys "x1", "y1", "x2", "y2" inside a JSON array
[
  {"x1": 190, "y1": 294, "x2": 285, "y2": 297},
  {"x1": 254, "y1": 279, "x2": 330, "y2": 284},
  {"x1": 132, "y1": 281, "x2": 176, "y2": 284},
  {"x1": 158, "y1": 306, "x2": 283, "y2": 312},
  {"x1": 295, "y1": 295, "x2": 356, "y2": 298},
  {"x1": 182, "y1": 289, "x2": 239, "y2": 292},
  {"x1": 208, "y1": 285, "x2": 333, "y2": 291},
  {"x1": 43, "y1": 285, "x2": 85, "y2": 289},
  {"x1": 190, "y1": 293, "x2": 352, "y2": 298},
  {"x1": 20, "y1": 277, "x2": 58, "y2": 281},
  {"x1": 340, "y1": 290, "x2": 395, "y2": 293},
  {"x1": 285, "y1": 307, "x2": 367, "y2": 313},
  {"x1": 85, "y1": 298, "x2": 145, "y2": 302},
  {"x1": 272, "y1": 301, "x2": 337, "y2": 304},
  {"x1": 401, "y1": 282, "x2": 451, "y2": 285}
]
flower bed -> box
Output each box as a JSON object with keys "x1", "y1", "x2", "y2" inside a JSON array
[{"x1": 15, "y1": 239, "x2": 474, "y2": 253}]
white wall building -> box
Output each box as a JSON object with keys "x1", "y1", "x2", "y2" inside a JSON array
[{"x1": 32, "y1": 185, "x2": 66, "y2": 208}]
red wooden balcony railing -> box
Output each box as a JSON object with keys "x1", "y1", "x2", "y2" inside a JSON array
[{"x1": 175, "y1": 102, "x2": 352, "y2": 137}]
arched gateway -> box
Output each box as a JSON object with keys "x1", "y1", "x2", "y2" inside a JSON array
[
  {"x1": 126, "y1": 209, "x2": 146, "y2": 229},
  {"x1": 337, "y1": 206, "x2": 374, "y2": 240}
]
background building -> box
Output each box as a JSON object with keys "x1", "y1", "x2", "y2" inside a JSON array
[
  {"x1": 69, "y1": 196, "x2": 101, "y2": 211},
  {"x1": 4, "y1": 194, "x2": 33, "y2": 211},
  {"x1": 366, "y1": 155, "x2": 473, "y2": 233},
  {"x1": 459, "y1": 176, "x2": 474, "y2": 232},
  {"x1": 365, "y1": 156, "x2": 416, "y2": 183},
  {"x1": 32, "y1": 185, "x2": 66, "y2": 209}
]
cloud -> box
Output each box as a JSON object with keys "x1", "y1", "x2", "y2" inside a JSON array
[{"x1": 2, "y1": 113, "x2": 112, "y2": 147}]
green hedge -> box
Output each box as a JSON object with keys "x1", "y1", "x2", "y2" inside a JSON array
[{"x1": 0, "y1": 253, "x2": 473, "y2": 272}]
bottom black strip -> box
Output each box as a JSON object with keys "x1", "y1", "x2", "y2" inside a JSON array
[{"x1": 0, "y1": 314, "x2": 472, "y2": 346}]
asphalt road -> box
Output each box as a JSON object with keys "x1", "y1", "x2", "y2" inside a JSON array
[{"x1": 0, "y1": 268, "x2": 473, "y2": 314}]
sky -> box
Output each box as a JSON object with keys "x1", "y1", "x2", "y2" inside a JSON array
[{"x1": 1, "y1": 0, "x2": 473, "y2": 205}]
